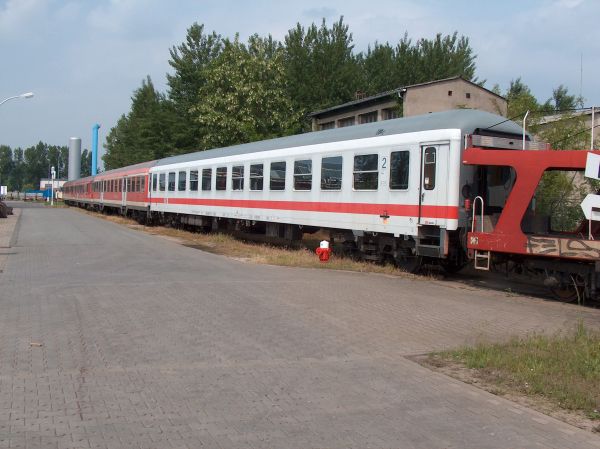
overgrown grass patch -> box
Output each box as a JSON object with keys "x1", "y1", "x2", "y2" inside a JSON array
[{"x1": 434, "y1": 323, "x2": 600, "y2": 419}]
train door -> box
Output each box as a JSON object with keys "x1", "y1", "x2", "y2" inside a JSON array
[
  {"x1": 100, "y1": 180, "x2": 104, "y2": 204},
  {"x1": 121, "y1": 176, "x2": 127, "y2": 207},
  {"x1": 418, "y1": 143, "x2": 449, "y2": 226}
]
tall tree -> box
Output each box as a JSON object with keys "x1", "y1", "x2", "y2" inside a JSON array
[
  {"x1": 284, "y1": 17, "x2": 361, "y2": 125},
  {"x1": 0, "y1": 145, "x2": 13, "y2": 187},
  {"x1": 192, "y1": 35, "x2": 300, "y2": 149},
  {"x1": 166, "y1": 23, "x2": 222, "y2": 152},
  {"x1": 103, "y1": 76, "x2": 176, "y2": 169}
]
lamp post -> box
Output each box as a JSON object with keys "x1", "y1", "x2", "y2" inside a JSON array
[{"x1": 0, "y1": 92, "x2": 34, "y2": 107}]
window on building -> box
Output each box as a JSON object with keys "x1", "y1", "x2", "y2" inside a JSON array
[
  {"x1": 338, "y1": 117, "x2": 355, "y2": 127},
  {"x1": 353, "y1": 154, "x2": 378, "y2": 190},
  {"x1": 359, "y1": 111, "x2": 378, "y2": 124},
  {"x1": 294, "y1": 160, "x2": 312, "y2": 191},
  {"x1": 168, "y1": 172, "x2": 176, "y2": 191},
  {"x1": 216, "y1": 167, "x2": 227, "y2": 190},
  {"x1": 448, "y1": 90, "x2": 453, "y2": 96},
  {"x1": 159, "y1": 173, "x2": 166, "y2": 191},
  {"x1": 178, "y1": 171, "x2": 187, "y2": 191},
  {"x1": 466, "y1": 92, "x2": 471, "y2": 99},
  {"x1": 190, "y1": 170, "x2": 198, "y2": 191},
  {"x1": 321, "y1": 156, "x2": 342, "y2": 190},
  {"x1": 383, "y1": 108, "x2": 400, "y2": 120},
  {"x1": 390, "y1": 151, "x2": 410, "y2": 190},
  {"x1": 202, "y1": 168, "x2": 212, "y2": 191},
  {"x1": 423, "y1": 147, "x2": 436, "y2": 190},
  {"x1": 250, "y1": 164, "x2": 263, "y2": 191},
  {"x1": 320, "y1": 121, "x2": 335, "y2": 130},
  {"x1": 232, "y1": 165, "x2": 244, "y2": 190},
  {"x1": 270, "y1": 161, "x2": 286, "y2": 190}
]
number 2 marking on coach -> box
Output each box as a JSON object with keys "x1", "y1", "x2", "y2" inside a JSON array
[{"x1": 381, "y1": 157, "x2": 387, "y2": 169}]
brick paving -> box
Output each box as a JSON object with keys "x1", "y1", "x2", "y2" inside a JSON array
[{"x1": 1, "y1": 204, "x2": 599, "y2": 449}]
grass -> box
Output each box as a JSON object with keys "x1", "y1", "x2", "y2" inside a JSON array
[{"x1": 434, "y1": 322, "x2": 600, "y2": 420}]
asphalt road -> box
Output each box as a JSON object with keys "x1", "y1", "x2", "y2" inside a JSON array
[{"x1": 1, "y1": 204, "x2": 599, "y2": 449}]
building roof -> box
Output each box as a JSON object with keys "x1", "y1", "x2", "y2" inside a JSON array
[
  {"x1": 537, "y1": 108, "x2": 594, "y2": 125},
  {"x1": 156, "y1": 109, "x2": 524, "y2": 168},
  {"x1": 308, "y1": 76, "x2": 506, "y2": 118}
]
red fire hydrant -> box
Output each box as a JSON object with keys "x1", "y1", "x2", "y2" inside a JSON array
[{"x1": 315, "y1": 240, "x2": 331, "y2": 262}]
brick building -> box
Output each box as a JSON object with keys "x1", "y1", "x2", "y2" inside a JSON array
[{"x1": 309, "y1": 76, "x2": 507, "y2": 131}]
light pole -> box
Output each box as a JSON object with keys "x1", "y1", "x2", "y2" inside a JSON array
[{"x1": 0, "y1": 92, "x2": 34, "y2": 107}]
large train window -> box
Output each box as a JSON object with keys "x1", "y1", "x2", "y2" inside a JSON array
[
  {"x1": 141, "y1": 177, "x2": 145, "y2": 192},
  {"x1": 152, "y1": 174, "x2": 157, "y2": 192},
  {"x1": 168, "y1": 172, "x2": 176, "y2": 191},
  {"x1": 321, "y1": 156, "x2": 342, "y2": 190},
  {"x1": 202, "y1": 169, "x2": 212, "y2": 191},
  {"x1": 390, "y1": 151, "x2": 409, "y2": 190},
  {"x1": 353, "y1": 154, "x2": 378, "y2": 190},
  {"x1": 178, "y1": 171, "x2": 187, "y2": 191},
  {"x1": 423, "y1": 147, "x2": 436, "y2": 190},
  {"x1": 294, "y1": 160, "x2": 312, "y2": 191},
  {"x1": 232, "y1": 166, "x2": 244, "y2": 191},
  {"x1": 250, "y1": 164, "x2": 263, "y2": 190},
  {"x1": 190, "y1": 170, "x2": 198, "y2": 191},
  {"x1": 270, "y1": 161, "x2": 286, "y2": 191},
  {"x1": 216, "y1": 167, "x2": 227, "y2": 190},
  {"x1": 159, "y1": 173, "x2": 165, "y2": 191}
]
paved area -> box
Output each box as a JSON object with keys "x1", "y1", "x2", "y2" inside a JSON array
[{"x1": 1, "y1": 203, "x2": 600, "y2": 449}]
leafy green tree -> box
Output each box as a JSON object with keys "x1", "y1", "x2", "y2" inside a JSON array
[
  {"x1": 81, "y1": 149, "x2": 92, "y2": 177},
  {"x1": 0, "y1": 145, "x2": 13, "y2": 187},
  {"x1": 192, "y1": 35, "x2": 300, "y2": 149},
  {"x1": 104, "y1": 76, "x2": 176, "y2": 169},
  {"x1": 23, "y1": 142, "x2": 50, "y2": 186},
  {"x1": 166, "y1": 23, "x2": 222, "y2": 152},
  {"x1": 284, "y1": 17, "x2": 361, "y2": 125},
  {"x1": 8, "y1": 148, "x2": 24, "y2": 191}
]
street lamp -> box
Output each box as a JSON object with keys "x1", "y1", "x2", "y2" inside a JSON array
[{"x1": 0, "y1": 92, "x2": 34, "y2": 107}]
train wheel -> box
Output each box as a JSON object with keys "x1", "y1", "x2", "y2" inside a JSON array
[
  {"x1": 549, "y1": 274, "x2": 585, "y2": 303},
  {"x1": 395, "y1": 247, "x2": 422, "y2": 273}
]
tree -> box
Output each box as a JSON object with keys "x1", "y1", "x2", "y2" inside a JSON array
[
  {"x1": 81, "y1": 149, "x2": 92, "y2": 177},
  {"x1": 284, "y1": 17, "x2": 361, "y2": 125},
  {"x1": 192, "y1": 35, "x2": 300, "y2": 149},
  {"x1": 103, "y1": 76, "x2": 176, "y2": 169},
  {"x1": 166, "y1": 23, "x2": 222, "y2": 152},
  {"x1": 0, "y1": 145, "x2": 13, "y2": 187}
]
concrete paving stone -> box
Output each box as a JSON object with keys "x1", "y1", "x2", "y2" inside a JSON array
[{"x1": 1, "y1": 204, "x2": 600, "y2": 448}]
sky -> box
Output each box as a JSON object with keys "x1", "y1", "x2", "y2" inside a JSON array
[{"x1": 0, "y1": 0, "x2": 598, "y2": 166}]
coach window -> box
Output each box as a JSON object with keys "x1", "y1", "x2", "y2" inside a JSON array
[
  {"x1": 353, "y1": 154, "x2": 378, "y2": 190},
  {"x1": 168, "y1": 172, "x2": 176, "y2": 191},
  {"x1": 232, "y1": 165, "x2": 244, "y2": 191},
  {"x1": 159, "y1": 173, "x2": 166, "y2": 191},
  {"x1": 294, "y1": 160, "x2": 312, "y2": 190},
  {"x1": 250, "y1": 164, "x2": 263, "y2": 190},
  {"x1": 126, "y1": 178, "x2": 130, "y2": 192},
  {"x1": 423, "y1": 147, "x2": 436, "y2": 190},
  {"x1": 141, "y1": 177, "x2": 145, "y2": 192},
  {"x1": 202, "y1": 168, "x2": 212, "y2": 191},
  {"x1": 321, "y1": 156, "x2": 342, "y2": 190},
  {"x1": 190, "y1": 170, "x2": 199, "y2": 191},
  {"x1": 216, "y1": 167, "x2": 227, "y2": 190},
  {"x1": 152, "y1": 174, "x2": 157, "y2": 192},
  {"x1": 178, "y1": 171, "x2": 187, "y2": 191},
  {"x1": 270, "y1": 161, "x2": 286, "y2": 191},
  {"x1": 390, "y1": 151, "x2": 410, "y2": 190}
]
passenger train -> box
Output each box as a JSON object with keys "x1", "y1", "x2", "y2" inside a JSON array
[{"x1": 64, "y1": 109, "x2": 600, "y2": 302}]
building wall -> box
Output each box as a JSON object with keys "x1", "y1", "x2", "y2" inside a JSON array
[
  {"x1": 310, "y1": 78, "x2": 507, "y2": 131},
  {"x1": 403, "y1": 79, "x2": 507, "y2": 117}
]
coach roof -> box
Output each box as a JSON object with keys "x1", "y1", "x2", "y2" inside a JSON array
[{"x1": 155, "y1": 109, "x2": 524, "y2": 167}]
